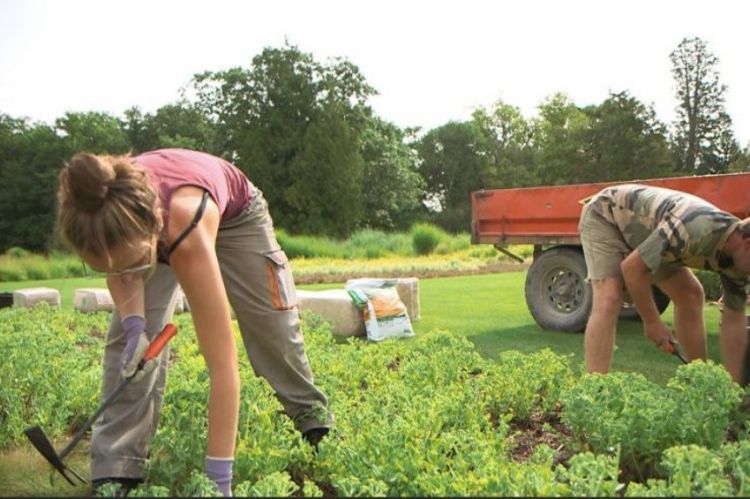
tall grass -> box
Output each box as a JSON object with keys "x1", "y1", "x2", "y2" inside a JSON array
[
  {"x1": 411, "y1": 223, "x2": 446, "y2": 256},
  {"x1": 0, "y1": 225, "x2": 522, "y2": 283},
  {"x1": 276, "y1": 225, "x2": 460, "y2": 260},
  {"x1": 0, "y1": 248, "x2": 86, "y2": 282}
]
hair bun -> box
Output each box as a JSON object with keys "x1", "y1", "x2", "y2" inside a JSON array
[{"x1": 65, "y1": 153, "x2": 116, "y2": 212}]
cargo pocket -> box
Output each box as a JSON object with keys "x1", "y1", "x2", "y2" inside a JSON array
[{"x1": 264, "y1": 250, "x2": 298, "y2": 310}]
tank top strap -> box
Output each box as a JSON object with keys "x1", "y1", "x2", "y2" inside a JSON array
[{"x1": 165, "y1": 190, "x2": 210, "y2": 258}]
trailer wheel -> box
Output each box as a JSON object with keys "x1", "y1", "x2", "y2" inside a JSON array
[
  {"x1": 525, "y1": 247, "x2": 591, "y2": 332},
  {"x1": 619, "y1": 287, "x2": 671, "y2": 320}
]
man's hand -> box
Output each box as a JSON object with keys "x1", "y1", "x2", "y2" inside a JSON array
[
  {"x1": 643, "y1": 320, "x2": 675, "y2": 353},
  {"x1": 120, "y1": 315, "x2": 157, "y2": 381}
]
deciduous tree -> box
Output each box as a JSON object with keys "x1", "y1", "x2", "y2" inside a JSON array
[
  {"x1": 670, "y1": 37, "x2": 738, "y2": 174},
  {"x1": 581, "y1": 91, "x2": 675, "y2": 181}
]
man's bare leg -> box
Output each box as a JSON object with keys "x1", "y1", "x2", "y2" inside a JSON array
[
  {"x1": 585, "y1": 277, "x2": 624, "y2": 373},
  {"x1": 656, "y1": 268, "x2": 707, "y2": 362}
]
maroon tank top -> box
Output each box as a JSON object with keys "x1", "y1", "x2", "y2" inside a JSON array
[{"x1": 133, "y1": 148, "x2": 253, "y2": 261}]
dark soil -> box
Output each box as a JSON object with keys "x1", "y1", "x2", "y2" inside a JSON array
[{"x1": 508, "y1": 409, "x2": 575, "y2": 466}]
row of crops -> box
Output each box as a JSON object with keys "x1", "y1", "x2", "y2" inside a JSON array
[{"x1": 2, "y1": 304, "x2": 750, "y2": 496}]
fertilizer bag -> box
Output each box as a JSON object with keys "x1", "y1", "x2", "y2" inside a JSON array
[{"x1": 345, "y1": 279, "x2": 415, "y2": 342}]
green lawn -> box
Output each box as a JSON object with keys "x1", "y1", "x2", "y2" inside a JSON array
[
  {"x1": 412, "y1": 272, "x2": 724, "y2": 385},
  {"x1": 2, "y1": 271, "x2": 725, "y2": 385},
  {"x1": 301, "y1": 272, "x2": 723, "y2": 384}
]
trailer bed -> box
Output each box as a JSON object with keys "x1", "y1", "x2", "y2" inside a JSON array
[{"x1": 471, "y1": 173, "x2": 750, "y2": 247}]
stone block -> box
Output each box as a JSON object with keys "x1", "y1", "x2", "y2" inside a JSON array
[
  {"x1": 73, "y1": 288, "x2": 114, "y2": 313},
  {"x1": 297, "y1": 289, "x2": 365, "y2": 337},
  {"x1": 172, "y1": 287, "x2": 186, "y2": 314},
  {"x1": 346, "y1": 277, "x2": 420, "y2": 321},
  {"x1": 13, "y1": 287, "x2": 61, "y2": 308}
]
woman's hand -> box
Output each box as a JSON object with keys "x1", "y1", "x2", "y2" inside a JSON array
[{"x1": 120, "y1": 315, "x2": 157, "y2": 381}]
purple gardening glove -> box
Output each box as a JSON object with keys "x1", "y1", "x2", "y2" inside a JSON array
[
  {"x1": 205, "y1": 456, "x2": 233, "y2": 497},
  {"x1": 120, "y1": 315, "x2": 155, "y2": 382}
]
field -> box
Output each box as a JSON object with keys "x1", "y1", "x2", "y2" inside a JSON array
[{"x1": 0, "y1": 271, "x2": 746, "y2": 497}]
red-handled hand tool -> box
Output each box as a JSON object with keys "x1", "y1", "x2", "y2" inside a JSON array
[
  {"x1": 24, "y1": 323, "x2": 178, "y2": 486},
  {"x1": 667, "y1": 338, "x2": 689, "y2": 365}
]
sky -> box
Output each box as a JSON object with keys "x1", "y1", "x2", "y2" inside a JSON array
[{"x1": 1, "y1": 0, "x2": 749, "y2": 143}]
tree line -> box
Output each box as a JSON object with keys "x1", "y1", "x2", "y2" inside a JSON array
[{"x1": 0, "y1": 37, "x2": 748, "y2": 253}]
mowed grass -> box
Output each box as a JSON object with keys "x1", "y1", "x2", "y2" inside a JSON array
[{"x1": 293, "y1": 271, "x2": 724, "y2": 385}]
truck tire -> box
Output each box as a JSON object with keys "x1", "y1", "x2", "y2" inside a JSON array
[
  {"x1": 619, "y1": 287, "x2": 671, "y2": 320},
  {"x1": 525, "y1": 247, "x2": 591, "y2": 332}
]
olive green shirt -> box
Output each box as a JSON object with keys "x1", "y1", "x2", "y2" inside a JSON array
[{"x1": 588, "y1": 183, "x2": 748, "y2": 310}]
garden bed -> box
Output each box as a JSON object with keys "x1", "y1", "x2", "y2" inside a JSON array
[{"x1": 2, "y1": 305, "x2": 749, "y2": 496}]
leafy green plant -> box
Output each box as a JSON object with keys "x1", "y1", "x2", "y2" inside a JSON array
[
  {"x1": 562, "y1": 371, "x2": 678, "y2": 478},
  {"x1": 180, "y1": 470, "x2": 222, "y2": 497},
  {"x1": 234, "y1": 471, "x2": 298, "y2": 497},
  {"x1": 0, "y1": 305, "x2": 107, "y2": 447},
  {"x1": 557, "y1": 449, "x2": 623, "y2": 497},
  {"x1": 666, "y1": 361, "x2": 742, "y2": 448},
  {"x1": 562, "y1": 362, "x2": 742, "y2": 480},
  {"x1": 128, "y1": 484, "x2": 172, "y2": 497},
  {"x1": 411, "y1": 223, "x2": 445, "y2": 255},
  {"x1": 626, "y1": 445, "x2": 733, "y2": 496},
  {"x1": 720, "y1": 440, "x2": 750, "y2": 496},
  {"x1": 481, "y1": 349, "x2": 575, "y2": 422}
]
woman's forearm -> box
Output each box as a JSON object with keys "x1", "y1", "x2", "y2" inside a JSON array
[{"x1": 207, "y1": 363, "x2": 241, "y2": 457}]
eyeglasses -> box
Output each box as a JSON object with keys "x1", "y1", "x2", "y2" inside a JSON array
[
  {"x1": 81, "y1": 238, "x2": 156, "y2": 280},
  {"x1": 108, "y1": 241, "x2": 156, "y2": 279},
  {"x1": 105, "y1": 261, "x2": 154, "y2": 278}
]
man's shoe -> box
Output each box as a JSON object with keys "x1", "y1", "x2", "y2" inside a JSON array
[{"x1": 91, "y1": 477, "x2": 142, "y2": 497}]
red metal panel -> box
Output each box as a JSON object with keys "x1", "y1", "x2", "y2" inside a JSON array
[{"x1": 472, "y1": 173, "x2": 750, "y2": 246}]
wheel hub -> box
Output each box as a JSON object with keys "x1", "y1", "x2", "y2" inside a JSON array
[{"x1": 547, "y1": 270, "x2": 583, "y2": 312}]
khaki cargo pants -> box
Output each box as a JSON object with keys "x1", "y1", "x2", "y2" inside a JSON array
[{"x1": 90, "y1": 187, "x2": 331, "y2": 481}]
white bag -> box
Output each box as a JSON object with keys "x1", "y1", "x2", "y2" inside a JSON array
[{"x1": 346, "y1": 279, "x2": 415, "y2": 342}]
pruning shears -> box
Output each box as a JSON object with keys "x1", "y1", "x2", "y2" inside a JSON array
[{"x1": 667, "y1": 338, "x2": 689, "y2": 365}]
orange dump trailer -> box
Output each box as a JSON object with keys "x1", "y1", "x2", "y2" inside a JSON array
[{"x1": 471, "y1": 172, "x2": 750, "y2": 331}]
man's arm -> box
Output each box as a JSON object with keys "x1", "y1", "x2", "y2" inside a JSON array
[
  {"x1": 720, "y1": 302, "x2": 747, "y2": 383},
  {"x1": 621, "y1": 249, "x2": 674, "y2": 351}
]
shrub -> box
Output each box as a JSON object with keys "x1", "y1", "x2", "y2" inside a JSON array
[
  {"x1": 5, "y1": 247, "x2": 31, "y2": 258},
  {"x1": 435, "y1": 232, "x2": 471, "y2": 254},
  {"x1": 0, "y1": 260, "x2": 25, "y2": 281},
  {"x1": 345, "y1": 229, "x2": 412, "y2": 258},
  {"x1": 25, "y1": 262, "x2": 50, "y2": 281},
  {"x1": 411, "y1": 223, "x2": 445, "y2": 256},
  {"x1": 275, "y1": 229, "x2": 343, "y2": 259}
]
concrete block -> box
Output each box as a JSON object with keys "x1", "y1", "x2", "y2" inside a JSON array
[
  {"x1": 172, "y1": 287, "x2": 186, "y2": 314},
  {"x1": 13, "y1": 287, "x2": 61, "y2": 308},
  {"x1": 73, "y1": 288, "x2": 114, "y2": 313},
  {"x1": 297, "y1": 289, "x2": 365, "y2": 337},
  {"x1": 346, "y1": 277, "x2": 420, "y2": 321}
]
